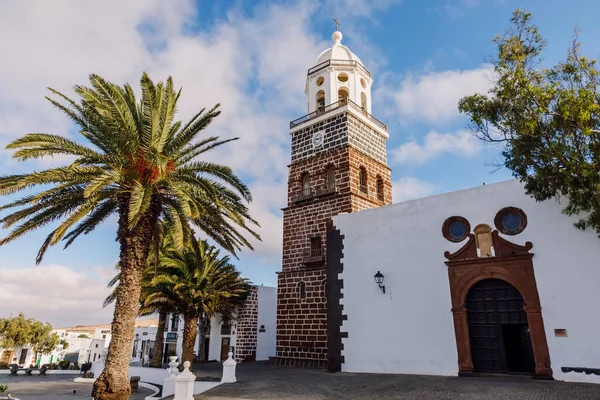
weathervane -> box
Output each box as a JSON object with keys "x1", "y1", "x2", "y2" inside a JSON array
[{"x1": 333, "y1": 17, "x2": 340, "y2": 31}]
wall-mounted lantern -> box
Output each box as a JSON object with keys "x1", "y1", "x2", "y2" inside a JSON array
[{"x1": 374, "y1": 271, "x2": 385, "y2": 294}]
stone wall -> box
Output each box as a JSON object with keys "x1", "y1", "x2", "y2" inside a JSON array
[
  {"x1": 235, "y1": 286, "x2": 258, "y2": 362},
  {"x1": 347, "y1": 113, "x2": 387, "y2": 165},
  {"x1": 290, "y1": 111, "x2": 387, "y2": 165},
  {"x1": 291, "y1": 114, "x2": 349, "y2": 163}
]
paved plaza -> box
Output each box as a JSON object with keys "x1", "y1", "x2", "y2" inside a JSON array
[
  {"x1": 0, "y1": 374, "x2": 153, "y2": 400},
  {"x1": 3, "y1": 364, "x2": 600, "y2": 400},
  {"x1": 193, "y1": 362, "x2": 600, "y2": 400}
]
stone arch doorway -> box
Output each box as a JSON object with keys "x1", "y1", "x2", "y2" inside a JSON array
[
  {"x1": 443, "y1": 225, "x2": 553, "y2": 379},
  {"x1": 466, "y1": 278, "x2": 535, "y2": 374}
]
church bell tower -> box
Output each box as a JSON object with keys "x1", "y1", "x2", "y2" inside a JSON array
[{"x1": 272, "y1": 28, "x2": 392, "y2": 368}]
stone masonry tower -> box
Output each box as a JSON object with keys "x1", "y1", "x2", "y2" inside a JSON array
[{"x1": 271, "y1": 29, "x2": 392, "y2": 368}]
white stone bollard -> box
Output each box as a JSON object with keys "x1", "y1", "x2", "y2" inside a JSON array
[
  {"x1": 162, "y1": 357, "x2": 180, "y2": 397},
  {"x1": 173, "y1": 361, "x2": 195, "y2": 400},
  {"x1": 221, "y1": 352, "x2": 237, "y2": 383}
]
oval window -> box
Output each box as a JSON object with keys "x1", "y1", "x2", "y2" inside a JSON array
[
  {"x1": 338, "y1": 73, "x2": 349, "y2": 83},
  {"x1": 442, "y1": 216, "x2": 470, "y2": 243},
  {"x1": 316, "y1": 76, "x2": 324, "y2": 87},
  {"x1": 494, "y1": 207, "x2": 527, "y2": 235},
  {"x1": 449, "y1": 221, "x2": 467, "y2": 240}
]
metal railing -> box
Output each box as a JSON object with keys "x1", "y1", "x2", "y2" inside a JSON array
[
  {"x1": 308, "y1": 59, "x2": 371, "y2": 77},
  {"x1": 302, "y1": 248, "x2": 324, "y2": 262},
  {"x1": 316, "y1": 181, "x2": 338, "y2": 196},
  {"x1": 293, "y1": 182, "x2": 339, "y2": 203},
  {"x1": 290, "y1": 98, "x2": 387, "y2": 131},
  {"x1": 293, "y1": 187, "x2": 313, "y2": 203}
]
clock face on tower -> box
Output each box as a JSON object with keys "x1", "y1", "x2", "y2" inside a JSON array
[{"x1": 312, "y1": 131, "x2": 324, "y2": 148}]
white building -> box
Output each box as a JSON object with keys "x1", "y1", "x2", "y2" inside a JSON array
[
  {"x1": 143, "y1": 285, "x2": 277, "y2": 365},
  {"x1": 326, "y1": 179, "x2": 600, "y2": 383}
]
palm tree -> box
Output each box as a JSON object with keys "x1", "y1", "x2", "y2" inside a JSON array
[
  {"x1": 147, "y1": 239, "x2": 249, "y2": 364},
  {"x1": 0, "y1": 73, "x2": 260, "y2": 400},
  {"x1": 103, "y1": 263, "x2": 173, "y2": 368},
  {"x1": 103, "y1": 224, "x2": 176, "y2": 368}
]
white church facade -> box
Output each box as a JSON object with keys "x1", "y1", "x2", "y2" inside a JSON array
[{"x1": 327, "y1": 179, "x2": 600, "y2": 384}]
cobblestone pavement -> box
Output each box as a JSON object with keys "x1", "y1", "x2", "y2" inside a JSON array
[
  {"x1": 0, "y1": 374, "x2": 153, "y2": 400},
  {"x1": 193, "y1": 362, "x2": 600, "y2": 400}
]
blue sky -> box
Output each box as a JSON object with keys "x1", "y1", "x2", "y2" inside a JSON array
[{"x1": 0, "y1": 0, "x2": 599, "y2": 326}]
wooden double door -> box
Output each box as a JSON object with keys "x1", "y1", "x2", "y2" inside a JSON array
[{"x1": 466, "y1": 279, "x2": 535, "y2": 374}]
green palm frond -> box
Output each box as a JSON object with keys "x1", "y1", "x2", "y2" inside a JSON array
[{"x1": 0, "y1": 71, "x2": 260, "y2": 263}]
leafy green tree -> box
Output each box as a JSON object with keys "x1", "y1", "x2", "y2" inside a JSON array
[
  {"x1": 459, "y1": 9, "x2": 600, "y2": 235},
  {"x1": 77, "y1": 334, "x2": 89, "y2": 339},
  {"x1": 0, "y1": 313, "x2": 32, "y2": 356},
  {"x1": 29, "y1": 320, "x2": 59, "y2": 364},
  {"x1": 0, "y1": 314, "x2": 59, "y2": 366},
  {"x1": 0, "y1": 72, "x2": 260, "y2": 399},
  {"x1": 147, "y1": 238, "x2": 250, "y2": 364}
]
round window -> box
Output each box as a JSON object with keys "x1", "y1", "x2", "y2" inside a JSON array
[
  {"x1": 494, "y1": 207, "x2": 527, "y2": 235},
  {"x1": 449, "y1": 221, "x2": 467, "y2": 240},
  {"x1": 502, "y1": 213, "x2": 522, "y2": 232},
  {"x1": 338, "y1": 73, "x2": 349, "y2": 83},
  {"x1": 316, "y1": 76, "x2": 324, "y2": 87},
  {"x1": 442, "y1": 216, "x2": 470, "y2": 243},
  {"x1": 360, "y1": 78, "x2": 367, "y2": 88}
]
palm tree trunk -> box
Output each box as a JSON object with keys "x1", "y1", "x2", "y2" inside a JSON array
[
  {"x1": 150, "y1": 309, "x2": 167, "y2": 368},
  {"x1": 92, "y1": 197, "x2": 159, "y2": 400},
  {"x1": 198, "y1": 315, "x2": 209, "y2": 361},
  {"x1": 181, "y1": 312, "x2": 199, "y2": 365}
]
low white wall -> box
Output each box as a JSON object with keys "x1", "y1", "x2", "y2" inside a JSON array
[
  {"x1": 128, "y1": 366, "x2": 168, "y2": 385},
  {"x1": 0, "y1": 370, "x2": 81, "y2": 375},
  {"x1": 334, "y1": 179, "x2": 600, "y2": 382}
]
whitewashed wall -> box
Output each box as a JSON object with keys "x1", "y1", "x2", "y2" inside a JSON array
[
  {"x1": 256, "y1": 286, "x2": 277, "y2": 361},
  {"x1": 333, "y1": 179, "x2": 600, "y2": 382}
]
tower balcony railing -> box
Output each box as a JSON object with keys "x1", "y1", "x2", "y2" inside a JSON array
[
  {"x1": 302, "y1": 248, "x2": 325, "y2": 264},
  {"x1": 292, "y1": 182, "x2": 339, "y2": 203},
  {"x1": 293, "y1": 187, "x2": 313, "y2": 203},
  {"x1": 316, "y1": 181, "x2": 339, "y2": 196},
  {"x1": 290, "y1": 98, "x2": 387, "y2": 131},
  {"x1": 307, "y1": 59, "x2": 371, "y2": 77}
]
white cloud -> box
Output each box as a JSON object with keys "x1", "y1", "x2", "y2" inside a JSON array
[
  {"x1": 322, "y1": 0, "x2": 403, "y2": 20},
  {"x1": 393, "y1": 130, "x2": 482, "y2": 164},
  {"x1": 384, "y1": 65, "x2": 494, "y2": 123},
  {"x1": 441, "y1": 0, "x2": 480, "y2": 20},
  {"x1": 392, "y1": 177, "x2": 438, "y2": 203},
  {"x1": 0, "y1": 0, "x2": 404, "y2": 317},
  {"x1": 0, "y1": 265, "x2": 115, "y2": 327},
  {"x1": 0, "y1": 0, "x2": 325, "y2": 276}
]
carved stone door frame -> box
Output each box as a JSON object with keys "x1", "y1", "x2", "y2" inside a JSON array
[{"x1": 445, "y1": 231, "x2": 553, "y2": 379}]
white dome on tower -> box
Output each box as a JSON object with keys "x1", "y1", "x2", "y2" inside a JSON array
[
  {"x1": 304, "y1": 28, "x2": 374, "y2": 118},
  {"x1": 315, "y1": 31, "x2": 363, "y2": 65}
]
